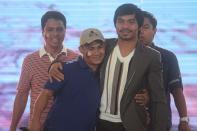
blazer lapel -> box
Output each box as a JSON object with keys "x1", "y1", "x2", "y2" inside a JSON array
[
  {"x1": 121, "y1": 43, "x2": 146, "y2": 107},
  {"x1": 124, "y1": 43, "x2": 142, "y2": 92}
]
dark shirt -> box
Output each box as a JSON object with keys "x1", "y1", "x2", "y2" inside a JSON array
[
  {"x1": 151, "y1": 43, "x2": 183, "y2": 128},
  {"x1": 43, "y1": 57, "x2": 101, "y2": 131}
]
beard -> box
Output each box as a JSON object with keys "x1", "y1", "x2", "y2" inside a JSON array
[
  {"x1": 119, "y1": 35, "x2": 132, "y2": 41},
  {"x1": 118, "y1": 29, "x2": 138, "y2": 41}
]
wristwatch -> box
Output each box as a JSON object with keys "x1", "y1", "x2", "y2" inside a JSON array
[{"x1": 180, "y1": 116, "x2": 189, "y2": 123}]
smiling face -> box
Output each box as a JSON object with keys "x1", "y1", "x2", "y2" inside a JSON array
[
  {"x1": 80, "y1": 40, "x2": 105, "y2": 70},
  {"x1": 140, "y1": 17, "x2": 156, "y2": 46},
  {"x1": 42, "y1": 18, "x2": 66, "y2": 49},
  {"x1": 115, "y1": 14, "x2": 139, "y2": 41}
]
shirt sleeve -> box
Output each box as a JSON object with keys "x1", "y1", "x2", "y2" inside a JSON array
[
  {"x1": 168, "y1": 52, "x2": 183, "y2": 91},
  {"x1": 44, "y1": 79, "x2": 65, "y2": 92},
  {"x1": 17, "y1": 55, "x2": 32, "y2": 93}
]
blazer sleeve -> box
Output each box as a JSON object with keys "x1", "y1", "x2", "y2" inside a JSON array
[{"x1": 148, "y1": 51, "x2": 168, "y2": 131}]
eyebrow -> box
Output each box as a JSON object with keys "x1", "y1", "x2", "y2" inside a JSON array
[
  {"x1": 143, "y1": 24, "x2": 151, "y2": 27},
  {"x1": 118, "y1": 17, "x2": 135, "y2": 20}
]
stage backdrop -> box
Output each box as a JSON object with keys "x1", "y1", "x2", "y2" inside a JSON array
[{"x1": 0, "y1": 0, "x2": 197, "y2": 131}]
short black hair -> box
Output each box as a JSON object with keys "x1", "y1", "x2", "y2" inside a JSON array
[
  {"x1": 41, "y1": 10, "x2": 66, "y2": 30},
  {"x1": 113, "y1": 3, "x2": 144, "y2": 27},
  {"x1": 142, "y1": 11, "x2": 157, "y2": 29}
]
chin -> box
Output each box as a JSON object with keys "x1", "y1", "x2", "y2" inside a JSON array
[
  {"x1": 93, "y1": 60, "x2": 103, "y2": 65},
  {"x1": 51, "y1": 43, "x2": 62, "y2": 48}
]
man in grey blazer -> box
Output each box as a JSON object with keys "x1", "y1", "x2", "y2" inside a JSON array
[
  {"x1": 96, "y1": 4, "x2": 168, "y2": 131},
  {"x1": 48, "y1": 3, "x2": 168, "y2": 131}
]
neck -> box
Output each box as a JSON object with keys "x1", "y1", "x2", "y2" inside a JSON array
[
  {"x1": 117, "y1": 38, "x2": 137, "y2": 57},
  {"x1": 88, "y1": 64, "x2": 98, "y2": 72},
  {"x1": 45, "y1": 45, "x2": 63, "y2": 58}
]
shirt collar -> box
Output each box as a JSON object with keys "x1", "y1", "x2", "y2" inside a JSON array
[
  {"x1": 39, "y1": 46, "x2": 67, "y2": 62},
  {"x1": 78, "y1": 56, "x2": 89, "y2": 69},
  {"x1": 78, "y1": 56, "x2": 99, "y2": 77}
]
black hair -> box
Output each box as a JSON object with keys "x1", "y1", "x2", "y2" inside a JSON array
[
  {"x1": 113, "y1": 3, "x2": 144, "y2": 27},
  {"x1": 142, "y1": 11, "x2": 157, "y2": 29},
  {"x1": 41, "y1": 10, "x2": 66, "y2": 30}
]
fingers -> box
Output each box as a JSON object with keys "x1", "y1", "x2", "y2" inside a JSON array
[
  {"x1": 59, "y1": 63, "x2": 63, "y2": 70},
  {"x1": 134, "y1": 94, "x2": 146, "y2": 106},
  {"x1": 50, "y1": 69, "x2": 64, "y2": 81},
  {"x1": 49, "y1": 63, "x2": 64, "y2": 81},
  {"x1": 53, "y1": 74, "x2": 64, "y2": 82},
  {"x1": 134, "y1": 88, "x2": 149, "y2": 106},
  {"x1": 135, "y1": 88, "x2": 150, "y2": 106},
  {"x1": 49, "y1": 76, "x2": 53, "y2": 83},
  {"x1": 178, "y1": 122, "x2": 190, "y2": 131}
]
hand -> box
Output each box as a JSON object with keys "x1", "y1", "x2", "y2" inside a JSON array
[
  {"x1": 178, "y1": 122, "x2": 190, "y2": 131},
  {"x1": 49, "y1": 62, "x2": 64, "y2": 82},
  {"x1": 29, "y1": 120, "x2": 41, "y2": 131},
  {"x1": 134, "y1": 89, "x2": 149, "y2": 106},
  {"x1": 10, "y1": 126, "x2": 16, "y2": 131}
]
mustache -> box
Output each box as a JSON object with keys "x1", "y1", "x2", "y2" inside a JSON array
[{"x1": 119, "y1": 29, "x2": 132, "y2": 33}]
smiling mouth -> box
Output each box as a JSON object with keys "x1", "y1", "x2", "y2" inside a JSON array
[
  {"x1": 91, "y1": 56, "x2": 103, "y2": 60},
  {"x1": 121, "y1": 31, "x2": 131, "y2": 34},
  {"x1": 52, "y1": 38, "x2": 58, "y2": 42}
]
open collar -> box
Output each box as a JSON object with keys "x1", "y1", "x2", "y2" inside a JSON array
[{"x1": 39, "y1": 46, "x2": 67, "y2": 62}]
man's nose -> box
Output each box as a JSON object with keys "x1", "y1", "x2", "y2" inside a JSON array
[
  {"x1": 93, "y1": 48, "x2": 100, "y2": 54},
  {"x1": 51, "y1": 30, "x2": 59, "y2": 36},
  {"x1": 122, "y1": 22, "x2": 130, "y2": 28},
  {"x1": 140, "y1": 28, "x2": 144, "y2": 34}
]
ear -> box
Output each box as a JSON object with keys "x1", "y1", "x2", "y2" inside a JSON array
[
  {"x1": 42, "y1": 30, "x2": 45, "y2": 37},
  {"x1": 79, "y1": 46, "x2": 84, "y2": 54}
]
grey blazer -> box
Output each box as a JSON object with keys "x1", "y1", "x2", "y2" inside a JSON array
[{"x1": 100, "y1": 38, "x2": 168, "y2": 131}]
